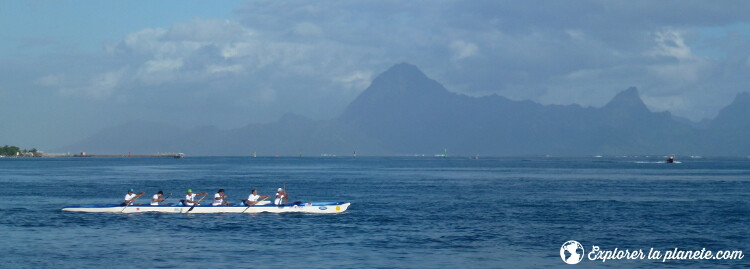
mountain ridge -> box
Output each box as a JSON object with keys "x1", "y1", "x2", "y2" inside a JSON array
[{"x1": 56, "y1": 63, "x2": 750, "y2": 156}]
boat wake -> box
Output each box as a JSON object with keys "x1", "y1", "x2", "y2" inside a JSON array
[{"x1": 634, "y1": 161, "x2": 682, "y2": 164}]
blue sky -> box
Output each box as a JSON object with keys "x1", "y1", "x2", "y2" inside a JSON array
[{"x1": 2, "y1": 1, "x2": 750, "y2": 150}]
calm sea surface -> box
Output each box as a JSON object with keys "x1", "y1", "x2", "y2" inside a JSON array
[{"x1": 0, "y1": 156, "x2": 748, "y2": 268}]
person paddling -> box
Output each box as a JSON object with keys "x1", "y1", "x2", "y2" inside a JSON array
[
  {"x1": 122, "y1": 189, "x2": 145, "y2": 206},
  {"x1": 184, "y1": 189, "x2": 208, "y2": 206},
  {"x1": 246, "y1": 189, "x2": 269, "y2": 206},
  {"x1": 274, "y1": 188, "x2": 288, "y2": 205},
  {"x1": 212, "y1": 189, "x2": 230, "y2": 206},
  {"x1": 151, "y1": 190, "x2": 167, "y2": 206}
]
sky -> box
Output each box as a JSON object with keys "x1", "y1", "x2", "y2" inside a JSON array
[{"x1": 3, "y1": 0, "x2": 750, "y2": 150}]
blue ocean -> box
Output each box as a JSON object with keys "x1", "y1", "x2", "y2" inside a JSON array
[{"x1": 0, "y1": 156, "x2": 747, "y2": 268}]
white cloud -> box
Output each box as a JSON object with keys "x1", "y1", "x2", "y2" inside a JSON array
[
  {"x1": 35, "y1": 74, "x2": 65, "y2": 87},
  {"x1": 642, "y1": 29, "x2": 712, "y2": 92},
  {"x1": 113, "y1": 20, "x2": 259, "y2": 85},
  {"x1": 333, "y1": 71, "x2": 372, "y2": 90},
  {"x1": 118, "y1": 19, "x2": 254, "y2": 60},
  {"x1": 220, "y1": 42, "x2": 254, "y2": 59},
  {"x1": 449, "y1": 40, "x2": 478, "y2": 61},
  {"x1": 143, "y1": 58, "x2": 183, "y2": 73},
  {"x1": 562, "y1": 69, "x2": 602, "y2": 80},
  {"x1": 649, "y1": 29, "x2": 694, "y2": 60},
  {"x1": 60, "y1": 69, "x2": 125, "y2": 99},
  {"x1": 293, "y1": 22, "x2": 323, "y2": 37},
  {"x1": 122, "y1": 28, "x2": 169, "y2": 55},
  {"x1": 258, "y1": 88, "x2": 276, "y2": 102},
  {"x1": 165, "y1": 19, "x2": 251, "y2": 42},
  {"x1": 206, "y1": 64, "x2": 244, "y2": 74},
  {"x1": 565, "y1": 29, "x2": 585, "y2": 40},
  {"x1": 647, "y1": 62, "x2": 707, "y2": 84},
  {"x1": 135, "y1": 58, "x2": 183, "y2": 85},
  {"x1": 114, "y1": 19, "x2": 342, "y2": 81}
]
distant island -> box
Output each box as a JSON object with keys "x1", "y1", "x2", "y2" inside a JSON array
[
  {"x1": 56, "y1": 63, "x2": 750, "y2": 156},
  {"x1": 0, "y1": 145, "x2": 41, "y2": 157}
]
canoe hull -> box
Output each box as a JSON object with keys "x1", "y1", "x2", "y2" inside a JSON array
[{"x1": 62, "y1": 202, "x2": 350, "y2": 214}]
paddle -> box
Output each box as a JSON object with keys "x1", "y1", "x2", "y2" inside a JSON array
[
  {"x1": 121, "y1": 192, "x2": 145, "y2": 213},
  {"x1": 241, "y1": 197, "x2": 269, "y2": 213},
  {"x1": 157, "y1": 193, "x2": 172, "y2": 205},
  {"x1": 185, "y1": 193, "x2": 207, "y2": 213},
  {"x1": 281, "y1": 183, "x2": 299, "y2": 205},
  {"x1": 283, "y1": 182, "x2": 288, "y2": 204}
]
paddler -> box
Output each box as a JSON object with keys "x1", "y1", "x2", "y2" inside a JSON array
[
  {"x1": 245, "y1": 189, "x2": 269, "y2": 206},
  {"x1": 122, "y1": 189, "x2": 145, "y2": 206},
  {"x1": 274, "y1": 187, "x2": 288, "y2": 205},
  {"x1": 151, "y1": 190, "x2": 166, "y2": 206},
  {"x1": 212, "y1": 189, "x2": 230, "y2": 206},
  {"x1": 184, "y1": 189, "x2": 208, "y2": 206}
]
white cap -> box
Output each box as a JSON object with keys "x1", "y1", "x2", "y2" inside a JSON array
[{"x1": 277, "y1": 188, "x2": 283, "y2": 192}]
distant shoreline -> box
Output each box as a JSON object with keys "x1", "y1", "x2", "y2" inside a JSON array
[{"x1": 10, "y1": 153, "x2": 186, "y2": 158}]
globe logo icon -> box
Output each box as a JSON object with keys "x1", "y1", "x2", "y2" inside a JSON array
[{"x1": 560, "y1": 240, "x2": 584, "y2": 264}]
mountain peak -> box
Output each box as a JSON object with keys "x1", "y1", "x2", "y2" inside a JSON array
[
  {"x1": 368, "y1": 62, "x2": 435, "y2": 92},
  {"x1": 341, "y1": 63, "x2": 453, "y2": 121},
  {"x1": 380, "y1": 62, "x2": 425, "y2": 78},
  {"x1": 603, "y1": 87, "x2": 650, "y2": 114}
]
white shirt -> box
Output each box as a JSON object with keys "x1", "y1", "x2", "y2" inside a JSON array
[
  {"x1": 212, "y1": 193, "x2": 224, "y2": 206},
  {"x1": 248, "y1": 194, "x2": 260, "y2": 202},
  {"x1": 185, "y1": 193, "x2": 197, "y2": 206},
  {"x1": 274, "y1": 193, "x2": 285, "y2": 205},
  {"x1": 150, "y1": 194, "x2": 160, "y2": 206},
  {"x1": 124, "y1": 193, "x2": 136, "y2": 205}
]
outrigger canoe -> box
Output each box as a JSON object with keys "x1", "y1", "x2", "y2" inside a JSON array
[{"x1": 62, "y1": 201, "x2": 350, "y2": 214}]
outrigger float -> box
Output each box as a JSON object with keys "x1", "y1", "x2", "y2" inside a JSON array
[{"x1": 62, "y1": 201, "x2": 350, "y2": 214}]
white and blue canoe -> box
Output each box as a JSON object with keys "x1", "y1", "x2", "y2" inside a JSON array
[{"x1": 62, "y1": 201, "x2": 350, "y2": 214}]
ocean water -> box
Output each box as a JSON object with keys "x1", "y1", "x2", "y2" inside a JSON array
[{"x1": 0, "y1": 156, "x2": 747, "y2": 268}]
